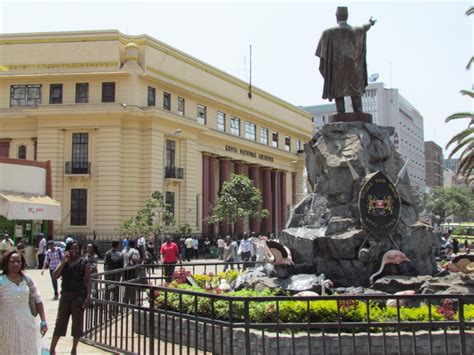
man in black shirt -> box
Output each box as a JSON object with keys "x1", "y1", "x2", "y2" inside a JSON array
[{"x1": 104, "y1": 240, "x2": 124, "y2": 308}]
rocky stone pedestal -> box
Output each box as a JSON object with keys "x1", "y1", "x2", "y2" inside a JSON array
[
  {"x1": 329, "y1": 112, "x2": 372, "y2": 123},
  {"x1": 283, "y1": 122, "x2": 439, "y2": 287}
]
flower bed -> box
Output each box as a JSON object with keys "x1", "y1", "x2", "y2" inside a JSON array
[{"x1": 150, "y1": 268, "x2": 474, "y2": 328}]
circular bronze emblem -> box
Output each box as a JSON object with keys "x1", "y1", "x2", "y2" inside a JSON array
[{"x1": 359, "y1": 171, "x2": 401, "y2": 237}]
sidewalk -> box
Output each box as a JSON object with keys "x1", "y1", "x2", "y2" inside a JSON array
[
  {"x1": 27, "y1": 258, "x2": 221, "y2": 354},
  {"x1": 27, "y1": 266, "x2": 112, "y2": 354}
]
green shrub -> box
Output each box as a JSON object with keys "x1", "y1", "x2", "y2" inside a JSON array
[{"x1": 153, "y1": 273, "x2": 469, "y2": 330}]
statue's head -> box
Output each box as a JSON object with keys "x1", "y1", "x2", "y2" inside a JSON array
[{"x1": 336, "y1": 6, "x2": 348, "y2": 22}]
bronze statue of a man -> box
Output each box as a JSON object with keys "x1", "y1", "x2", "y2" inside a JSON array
[{"x1": 315, "y1": 7, "x2": 376, "y2": 114}]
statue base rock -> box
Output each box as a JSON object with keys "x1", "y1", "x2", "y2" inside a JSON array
[{"x1": 283, "y1": 122, "x2": 439, "y2": 287}]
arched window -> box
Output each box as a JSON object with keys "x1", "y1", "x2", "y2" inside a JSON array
[{"x1": 18, "y1": 145, "x2": 26, "y2": 159}]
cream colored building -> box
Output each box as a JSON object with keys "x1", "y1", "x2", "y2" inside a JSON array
[{"x1": 0, "y1": 30, "x2": 312, "y2": 238}]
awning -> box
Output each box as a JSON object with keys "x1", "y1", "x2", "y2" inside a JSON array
[{"x1": 0, "y1": 191, "x2": 62, "y2": 221}]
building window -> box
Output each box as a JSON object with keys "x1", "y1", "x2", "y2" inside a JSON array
[
  {"x1": 217, "y1": 112, "x2": 226, "y2": 131},
  {"x1": 49, "y1": 84, "x2": 63, "y2": 104},
  {"x1": 244, "y1": 122, "x2": 256, "y2": 141},
  {"x1": 230, "y1": 117, "x2": 240, "y2": 136},
  {"x1": 75, "y1": 83, "x2": 89, "y2": 103},
  {"x1": 10, "y1": 84, "x2": 42, "y2": 107},
  {"x1": 102, "y1": 82, "x2": 115, "y2": 102},
  {"x1": 285, "y1": 136, "x2": 291, "y2": 152},
  {"x1": 148, "y1": 87, "x2": 156, "y2": 106},
  {"x1": 178, "y1": 97, "x2": 185, "y2": 115},
  {"x1": 165, "y1": 191, "x2": 175, "y2": 222},
  {"x1": 163, "y1": 92, "x2": 171, "y2": 111},
  {"x1": 70, "y1": 188, "x2": 87, "y2": 226},
  {"x1": 260, "y1": 128, "x2": 269, "y2": 145},
  {"x1": 272, "y1": 132, "x2": 279, "y2": 148},
  {"x1": 197, "y1": 104, "x2": 207, "y2": 125},
  {"x1": 18, "y1": 145, "x2": 26, "y2": 159},
  {"x1": 166, "y1": 139, "x2": 176, "y2": 167},
  {"x1": 71, "y1": 133, "x2": 89, "y2": 174}
]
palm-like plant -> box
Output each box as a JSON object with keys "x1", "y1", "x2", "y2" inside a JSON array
[{"x1": 445, "y1": 7, "x2": 474, "y2": 186}]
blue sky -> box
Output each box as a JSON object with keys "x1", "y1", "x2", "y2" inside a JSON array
[{"x1": 1, "y1": 0, "x2": 472, "y2": 156}]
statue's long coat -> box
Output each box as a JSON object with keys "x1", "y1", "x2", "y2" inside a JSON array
[{"x1": 315, "y1": 23, "x2": 370, "y2": 101}]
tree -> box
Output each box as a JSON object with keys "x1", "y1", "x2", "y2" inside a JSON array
[
  {"x1": 445, "y1": 7, "x2": 474, "y2": 186},
  {"x1": 121, "y1": 191, "x2": 175, "y2": 237},
  {"x1": 177, "y1": 223, "x2": 192, "y2": 237},
  {"x1": 209, "y1": 174, "x2": 269, "y2": 237},
  {"x1": 424, "y1": 187, "x2": 474, "y2": 224}
]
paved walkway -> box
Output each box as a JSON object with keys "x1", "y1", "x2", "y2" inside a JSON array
[
  {"x1": 27, "y1": 266, "x2": 112, "y2": 354},
  {"x1": 27, "y1": 257, "x2": 222, "y2": 354}
]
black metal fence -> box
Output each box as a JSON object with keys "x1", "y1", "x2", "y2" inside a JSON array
[{"x1": 84, "y1": 262, "x2": 474, "y2": 355}]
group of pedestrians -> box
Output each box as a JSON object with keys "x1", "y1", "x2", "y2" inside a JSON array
[{"x1": 178, "y1": 236, "x2": 200, "y2": 261}]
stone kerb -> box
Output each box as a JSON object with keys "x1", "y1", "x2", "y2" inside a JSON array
[{"x1": 134, "y1": 311, "x2": 473, "y2": 354}]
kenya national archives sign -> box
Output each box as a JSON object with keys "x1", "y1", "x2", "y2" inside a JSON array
[{"x1": 225, "y1": 145, "x2": 274, "y2": 162}]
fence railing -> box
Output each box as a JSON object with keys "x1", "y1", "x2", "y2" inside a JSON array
[{"x1": 84, "y1": 262, "x2": 474, "y2": 355}]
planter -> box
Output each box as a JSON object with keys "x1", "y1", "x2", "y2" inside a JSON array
[{"x1": 134, "y1": 310, "x2": 474, "y2": 355}]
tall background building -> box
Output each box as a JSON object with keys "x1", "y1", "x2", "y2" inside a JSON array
[
  {"x1": 0, "y1": 30, "x2": 312, "y2": 239},
  {"x1": 424, "y1": 141, "x2": 444, "y2": 190},
  {"x1": 443, "y1": 158, "x2": 468, "y2": 188},
  {"x1": 303, "y1": 82, "x2": 426, "y2": 192}
]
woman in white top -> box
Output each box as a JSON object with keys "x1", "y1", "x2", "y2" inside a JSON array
[{"x1": 0, "y1": 249, "x2": 48, "y2": 354}]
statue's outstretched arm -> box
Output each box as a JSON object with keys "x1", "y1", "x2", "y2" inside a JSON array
[{"x1": 368, "y1": 16, "x2": 377, "y2": 27}]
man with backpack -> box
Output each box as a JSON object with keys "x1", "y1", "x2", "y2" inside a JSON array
[
  {"x1": 104, "y1": 240, "x2": 124, "y2": 307},
  {"x1": 122, "y1": 239, "x2": 141, "y2": 304},
  {"x1": 41, "y1": 239, "x2": 64, "y2": 300}
]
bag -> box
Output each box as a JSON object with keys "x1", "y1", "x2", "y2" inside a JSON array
[
  {"x1": 24, "y1": 275, "x2": 39, "y2": 317},
  {"x1": 41, "y1": 336, "x2": 50, "y2": 355},
  {"x1": 109, "y1": 250, "x2": 124, "y2": 268},
  {"x1": 144, "y1": 251, "x2": 154, "y2": 265}
]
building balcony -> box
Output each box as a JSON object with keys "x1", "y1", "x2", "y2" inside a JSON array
[
  {"x1": 65, "y1": 161, "x2": 91, "y2": 175},
  {"x1": 165, "y1": 166, "x2": 184, "y2": 180}
]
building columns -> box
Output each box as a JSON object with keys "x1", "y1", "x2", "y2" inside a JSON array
[
  {"x1": 279, "y1": 171, "x2": 287, "y2": 231},
  {"x1": 291, "y1": 172, "x2": 296, "y2": 206},
  {"x1": 262, "y1": 168, "x2": 272, "y2": 234},
  {"x1": 219, "y1": 158, "x2": 230, "y2": 236},
  {"x1": 202, "y1": 154, "x2": 210, "y2": 237},
  {"x1": 233, "y1": 161, "x2": 245, "y2": 236},
  {"x1": 208, "y1": 156, "x2": 216, "y2": 237},
  {"x1": 249, "y1": 165, "x2": 261, "y2": 233},
  {"x1": 271, "y1": 170, "x2": 279, "y2": 236}
]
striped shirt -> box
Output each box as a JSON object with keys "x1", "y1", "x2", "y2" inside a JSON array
[{"x1": 45, "y1": 247, "x2": 63, "y2": 271}]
